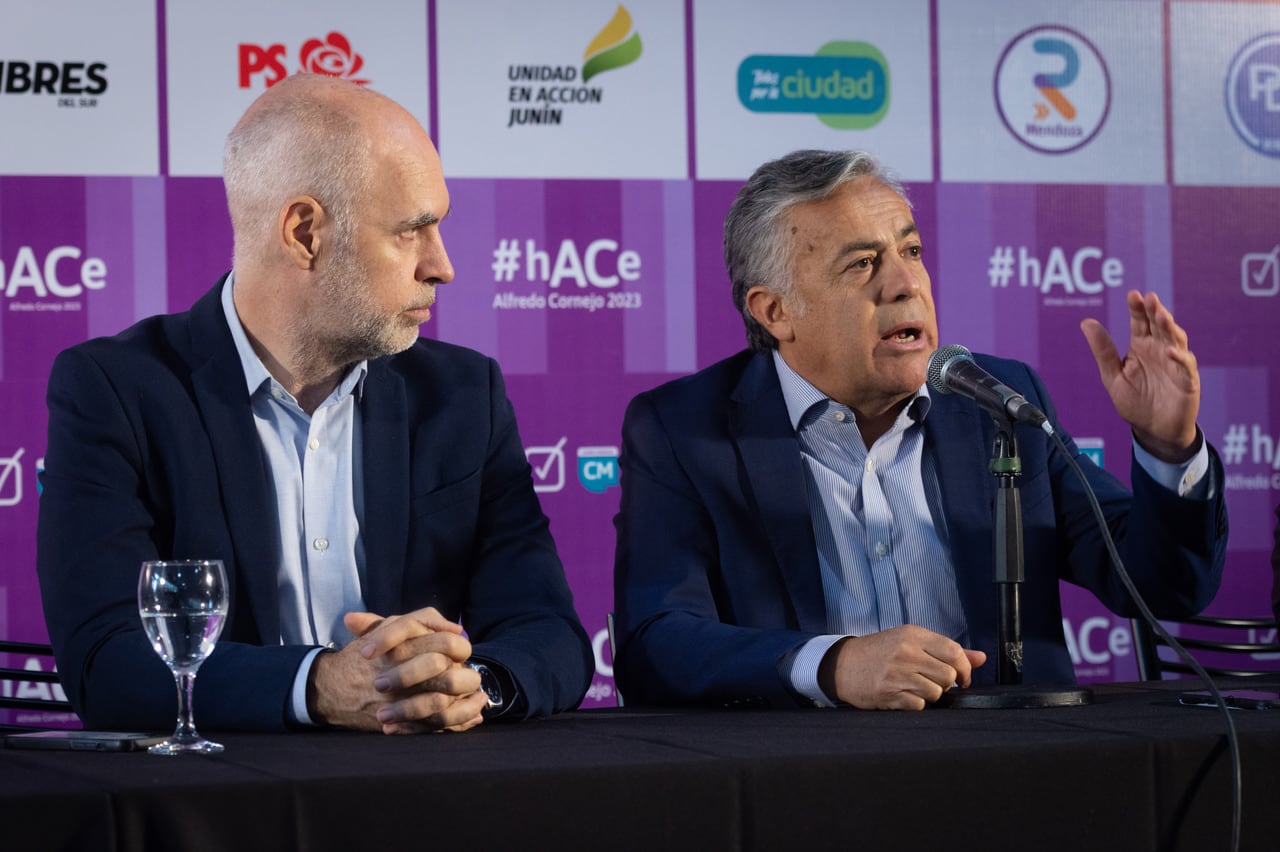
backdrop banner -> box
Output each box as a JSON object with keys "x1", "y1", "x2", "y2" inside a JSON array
[{"x1": 3, "y1": 0, "x2": 1278, "y2": 720}]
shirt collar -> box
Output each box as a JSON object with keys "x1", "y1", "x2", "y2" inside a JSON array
[
  {"x1": 771, "y1": 349, "x2": 931, "y2": 431},
  {"x1": 220, "y1": 273, "x2": 368, "y2": 405}
]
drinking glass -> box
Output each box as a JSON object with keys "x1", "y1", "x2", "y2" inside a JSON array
[{"x1": 137, "y1": 559, "x2": 228, "y2": 755}]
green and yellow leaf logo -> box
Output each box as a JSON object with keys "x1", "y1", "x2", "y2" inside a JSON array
[{"x1": 583, "y1": 5, "x2": 643, "y2": 83}]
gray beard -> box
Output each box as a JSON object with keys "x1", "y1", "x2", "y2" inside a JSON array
[{"x1": 294, "y1": 265, "x2": 408, "y2": 374}]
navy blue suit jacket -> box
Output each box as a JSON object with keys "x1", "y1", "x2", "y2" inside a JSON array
[
  {"x1": 613, "y1": 350, "x2": 1227, "y2": 707},
  {"x1": 37, "y1": 278, "x2": 593, "y2": 730}
]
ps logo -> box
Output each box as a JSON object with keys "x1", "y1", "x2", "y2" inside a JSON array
[{"x1": 238, "y1": 32, "x2": 371, "y2": 90}]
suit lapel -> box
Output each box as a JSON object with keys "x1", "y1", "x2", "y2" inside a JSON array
[
  {"x1": 359, "y1": 358, "x2": 409, "y2": 615},
  {"x1": 186, "y1": 278, "x2": 281, "y2": 643},
  {"x1": 729, "y1": 355, "x2": 827, "y2": 633},
  {"x1": 925, "y1": 393, "x2": 998, "y2": 645}
]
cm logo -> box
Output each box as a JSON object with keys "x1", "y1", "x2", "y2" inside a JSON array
[{"x1": 577, "y1": 446, "x2": 619, "y2": 494}]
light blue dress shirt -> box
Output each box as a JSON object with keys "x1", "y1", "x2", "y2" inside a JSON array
[
  {"x1": 772, "y1": 351, "x2": 1211, "y2": 706},
  {"x1": 222, "y1": 277, "x2": 368, "y2": 723}
]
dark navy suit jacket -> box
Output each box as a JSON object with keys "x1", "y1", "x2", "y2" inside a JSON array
[
  {"x1": 613, "y1": 350, "x2": 1227, "y2": 707},
  {"x1": 37, "y1": 277, "x2": 593, "y2": 730}
]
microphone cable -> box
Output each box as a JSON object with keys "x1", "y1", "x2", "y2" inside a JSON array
[{"x1": 1049, "y1": 430, "x2": 1240, "y2": 852}]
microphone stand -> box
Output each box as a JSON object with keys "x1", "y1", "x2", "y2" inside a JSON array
[{"x1": 943, "y1": 415, "x2": 1092, "y2": 709}]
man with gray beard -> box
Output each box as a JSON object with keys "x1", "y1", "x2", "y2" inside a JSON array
[{"x1": 37, "y1": 74, "x2": 592, "y2": 734}]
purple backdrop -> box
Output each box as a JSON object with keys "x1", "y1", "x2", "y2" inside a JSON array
[{"x1": 4, "y1": 0, "x2": 1280, "y2": 724}]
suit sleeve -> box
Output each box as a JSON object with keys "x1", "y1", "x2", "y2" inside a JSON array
[
  {"x1": 36, "y1": 346, "x2": 310, "y2": 732},
  {"x1": 612, "y1": 392, "x2": 813, "y2": 708},
  {"x1": 1272, "y1": 503, "x2": 1280, "y2": 625},
  {"x1": 1020, "y1": 363, "x2": 1227, "y2": 618},
  {"x1": 461, "y1": 358, "x2": 594, "y2": 719}
]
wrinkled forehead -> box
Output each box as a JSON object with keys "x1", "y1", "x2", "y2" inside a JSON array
[{"x1": 785, "y1": 177, "x2": 915, "y2": 238}]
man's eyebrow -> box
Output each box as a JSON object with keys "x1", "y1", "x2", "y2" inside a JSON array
[
  {"x1": 832, "y1": 239, "x2": 884, "y2": 263},
  {"x1": 397, "y1": 207, "x2": 452, "y2": 231},
  {"x1": 830, "y1": 224, "x2": 920, "y2": 265}
]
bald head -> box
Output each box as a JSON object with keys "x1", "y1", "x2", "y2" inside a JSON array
[{"x1": 222, "y1": 74, "x2": 423, "y2": 270}]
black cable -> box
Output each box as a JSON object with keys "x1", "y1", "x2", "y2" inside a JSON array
[{"x1": 1050, "y1": 431, "x2": 1240, "y2": 852}]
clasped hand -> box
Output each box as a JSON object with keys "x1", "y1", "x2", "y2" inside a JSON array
[
  {"x1": 309, "y1": 606, "x2": 488, "y2": 734},
  {"x1": 820, "y1": 625, "x2": 987, "y2": 710}
]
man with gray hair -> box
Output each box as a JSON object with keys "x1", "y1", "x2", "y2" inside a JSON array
[
  {"x1": 38, "y1": 74, "x2": 593, "y2": 733},
  {"x1": 613, "y1": 149, "x2": 1226, "y2": 710}
]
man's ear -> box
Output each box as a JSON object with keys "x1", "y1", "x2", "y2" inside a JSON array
[
  {"x1": 280, "y1": 195, "x2": 325, "y2": 271},
  {"x1": 746, "y1": 285, "x2": 796, "y2": 344}
]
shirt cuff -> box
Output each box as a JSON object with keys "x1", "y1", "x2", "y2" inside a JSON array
[
  {"x1": 288, "y1": 647, "x2": 327, "y2": 727},
  {"x1": 782, "y1": 634, "x2": 849, "y2": 708},
  {"x1": 1132, "y1": 428, "x2": 1210, "y2": 498}
]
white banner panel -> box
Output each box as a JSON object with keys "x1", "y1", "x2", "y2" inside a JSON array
[
  {"x1": 166, "y1": 0, "x2": 429, "y2": 177},
  {"x1": 436, "y1": 0, "x2": 688, "y2": 179},
  {"x1": 692, "y1": 0, "x2": 933, "y2": 181},
  {"x1": 1172, "y1": 2, "x2": 1280, "y2": 187},
  {"x1": 1, "y1": 0, "x2": 158, "y2": 176},
  {"x1": 938, "y1": 0, "x2": 1166, "y2": 185}
]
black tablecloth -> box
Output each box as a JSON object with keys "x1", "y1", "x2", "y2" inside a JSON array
[{"x1": 4, "y1": 679, "x2": 1278, "y2": 851}]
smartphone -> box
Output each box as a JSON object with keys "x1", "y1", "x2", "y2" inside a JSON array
[
  {"x1": 1178, "y1": 689, "x2": 1280, "y2": 711},
  {"x1": 4, "y1": 730, "x2": 166, "y2": 752}
]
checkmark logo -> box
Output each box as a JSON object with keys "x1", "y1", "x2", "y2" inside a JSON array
[
  {"x1": 525, "y1": 437, "x2": 568, "y2": 493},
  {"x1": 0, "y1": 447, "x2": 25, "y2": 507},
  {"x1": 1241, "y1": 245, "x2": 1280, "y2": 297},
  {"x1": 1251, "y1": 627, "x2": 1280, "y2": 660}
]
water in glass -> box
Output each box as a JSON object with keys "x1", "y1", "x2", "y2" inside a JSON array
[{"x1": 137, "y1": 559, "x2": 228, "y2": 755}]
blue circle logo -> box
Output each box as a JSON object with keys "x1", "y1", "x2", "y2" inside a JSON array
[
  {"x1": 1225, "y1": 32, "x2": 1280, "y2": 158},
  {"x1": 994, "y1": 25, "x2": 1111, "y2": 155}
]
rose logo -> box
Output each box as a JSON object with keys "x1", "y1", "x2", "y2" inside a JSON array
[{"x1": 299, "y1": 32, "x2": 370, "y2": 85}]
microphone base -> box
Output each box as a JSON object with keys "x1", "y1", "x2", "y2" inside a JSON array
[{"x1": 938, "y1": 684, "x2": 1093, "y2": 710}]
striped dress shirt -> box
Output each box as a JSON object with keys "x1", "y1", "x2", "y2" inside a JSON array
[{"x1": 773, "y1": 351, "x2": 968, "y2": 706}]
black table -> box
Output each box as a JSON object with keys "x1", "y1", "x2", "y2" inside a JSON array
[{"x1": 3, "y1": 679, "x2": 1278, "y2": 852}]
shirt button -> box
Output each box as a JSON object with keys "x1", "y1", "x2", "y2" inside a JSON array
[
  {"x1": 834, "y1": 411, "x2": 847, "y2": 422},
  {"x1": 865, "y1": 459, "x2": 874, "y2": 472},
  {"x1": 313, "y1": 537, "x2": 329, "y2": 552},
  {"x1": 272, "y1": 389, "x2": 284, "y2": 401},
  {"x1": 874, "y1": 542, "x2": 889, "y2": 558},
  {"x1": 308, "y1": 438, "x2": 320, "y2": 451}
]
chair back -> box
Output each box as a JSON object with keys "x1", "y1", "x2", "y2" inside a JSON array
[
  {"x1": 1131, "y1": 615, "x2": 1280, "y2": 680},
  {"x1": 0, "y1": 640, "x2": 76, "y2": 731}
]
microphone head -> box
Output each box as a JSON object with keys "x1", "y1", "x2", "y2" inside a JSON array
[{"x1": 926, "y1": 344, "x2": 972, "y2": 395}]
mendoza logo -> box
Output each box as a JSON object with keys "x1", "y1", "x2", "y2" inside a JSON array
[
  {"x1": 1225, "y1": 32, "x2": 1280, "y2": 158},
  {"x1": 738, "y1": 42, "x2": 889, "y2": 130},
  {"x1": 994, "y1": 25, "x2": 1110, "y2": 154},
  {"x1": 506, "y1": 4, "x2": 642, "y2": 127}
]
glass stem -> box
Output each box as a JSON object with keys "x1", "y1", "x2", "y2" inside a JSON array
[{"x1": 173, "y1": 671, "x2": 198, "y2": 741}]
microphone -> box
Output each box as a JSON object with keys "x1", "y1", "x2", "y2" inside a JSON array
[{"x1": 926, "y1": 345, "x2": 1053, "y2": 434}]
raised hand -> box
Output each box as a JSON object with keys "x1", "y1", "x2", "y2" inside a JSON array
[{"x1": 1080, "y1": 290, "x2": 1200, "y2": 462}]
